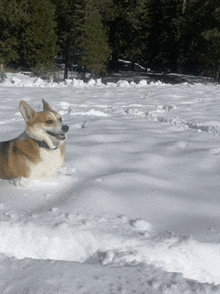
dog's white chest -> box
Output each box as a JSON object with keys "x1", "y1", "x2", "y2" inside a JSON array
[{"x1": 28, "y1": 148, "x2": 64, "y2": 180}]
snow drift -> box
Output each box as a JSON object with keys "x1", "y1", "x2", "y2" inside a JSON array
[{"x1": 1, "y1": 73, "x2": 220, "y2": 293}]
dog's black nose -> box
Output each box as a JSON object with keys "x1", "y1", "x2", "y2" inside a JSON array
[{"x1": 62, "y1": 125, "x2": 69, "y2": 133}]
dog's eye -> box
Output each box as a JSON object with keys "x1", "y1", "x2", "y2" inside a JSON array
[
  {"x1": 59, "y1": 118, "x2": 62, "y2": 122},
  {"x1": 45, "y1": 120, "x2": 53, "y2": 124}
]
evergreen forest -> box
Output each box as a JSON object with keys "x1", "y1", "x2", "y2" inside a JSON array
[{"x1": 0, "y1": 0, "x2": 220, "y2": 80}]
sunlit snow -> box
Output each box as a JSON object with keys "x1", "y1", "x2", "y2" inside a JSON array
[{"x1": 0, "y1": 72, "x2": 220, "y2": 293}]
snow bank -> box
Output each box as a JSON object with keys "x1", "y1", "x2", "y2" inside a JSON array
[
  {"x1": 0, "y1": 213, "x2": 220, "y2": 285},
  {"x1": 2, "y1": 256, "x2": 219, "y2": 294},
  {"x1": 0, "y1": 72, "x2": 167, "y2": 88}
]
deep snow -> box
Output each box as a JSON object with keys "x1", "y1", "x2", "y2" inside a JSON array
[{"x1": 0, "y1": 73, "x2": 220, "y2": 293}]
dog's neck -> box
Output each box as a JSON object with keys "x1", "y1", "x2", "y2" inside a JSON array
[
  {"x1": 19, "y1": 130, "x2": 59, "y2": 150},
  {"x1": 36, "y1": 140, "x2": 58, "y2": 150}
]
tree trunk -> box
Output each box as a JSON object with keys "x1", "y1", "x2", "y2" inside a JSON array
[
  {"x1": 111, "y1": 52, "x2": 119, "y2": 73},
  {"x1": 182, "y1": 0, "x2": 187, "y2": 13},
  {"x1": 131, "y1": 60, "x2": 135, "y2": 71},
  {"x1": 64, "y1": 50, "x2": 69, "y2": 80}
]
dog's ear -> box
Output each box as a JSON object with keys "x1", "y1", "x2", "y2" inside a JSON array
[
  {"x1": 42, "y1": 99, "x2": 53, "y2": 112},
  {"x1": 19, "y1": 101, "x2": 35, "y2": 122}
]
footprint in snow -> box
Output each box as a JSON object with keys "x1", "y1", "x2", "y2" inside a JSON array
[
  {"x1": 130, "y1": 219, "x2": 154, "y2": 233},
  {"x1": 174, "y1": 141, "x2": 188, "y2": 149},
  {"x1": 209, "y1": 148, "x2": 220, "y2": 156}
]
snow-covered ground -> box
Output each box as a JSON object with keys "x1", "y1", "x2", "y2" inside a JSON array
[{"x1": 1, "y1": 72, "x2": 220, "y2": 293}]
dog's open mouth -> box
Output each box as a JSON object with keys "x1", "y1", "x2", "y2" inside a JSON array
[{"x1": 46, "y1": 131, "x2": 66, "y2": 140}]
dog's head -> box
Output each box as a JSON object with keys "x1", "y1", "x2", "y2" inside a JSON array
[{"x1": 19, "y1": 99, "x2": 69, "y2": 149}]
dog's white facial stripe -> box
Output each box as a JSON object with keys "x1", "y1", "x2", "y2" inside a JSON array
[{"x1": 48, "y1": 111, "x2": 58, "y2": 121}]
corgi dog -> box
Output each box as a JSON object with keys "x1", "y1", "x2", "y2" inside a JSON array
[{"x1": 0, "y1": 99, "x2": 69, "y2": 180}]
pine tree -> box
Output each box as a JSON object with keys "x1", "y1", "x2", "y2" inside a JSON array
[
  {"x1": 201, "y1": 28, "x2": 220, "y2": 79},
  {"x1": 51, "y1": 0, "x2": 78, "y2": 79},
  {"x1": 175, "y1": 0, "x2": 220, "y2": 76},
  {"x1": 52, "y1": 0, "x2": 112, "y2": 79},
  {"x1": 0, "y1": 0, "x2": 30, "y2": 64},
  {"x1": 77, "y1": 0, "x2": 110, "y2": 76},
  {"x1": 108, "y1": 0, "x2": 148, "y2": 70},
  {"x1": 23, "y1": 0, "x2": 58, "y2": 67},
  {"x1": 144, "y1": 0, "x2": 181, "y2": 70},
  {"x1": 0, "y1": 0, "x2": 58, "y2": 68}
]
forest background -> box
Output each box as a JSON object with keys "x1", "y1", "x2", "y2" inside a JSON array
[{"x1": 0, "y1": 0, "x2": 220, "y2": 80}]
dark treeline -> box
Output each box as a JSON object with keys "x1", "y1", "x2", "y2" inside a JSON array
[{"x1": 0, "y1": 0, "x2": 220, "y2": 79}]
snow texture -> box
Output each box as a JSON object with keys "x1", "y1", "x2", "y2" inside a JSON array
[{"x1": 0, "y1": 72, "x2": 220, "y2": 293}]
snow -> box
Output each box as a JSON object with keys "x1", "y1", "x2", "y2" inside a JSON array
[{"x1": 0, "y1": 72, "x2": 220, "y2": 293}]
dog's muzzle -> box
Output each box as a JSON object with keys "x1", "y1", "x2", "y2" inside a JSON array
[{"x1": 46, "y1": 125, "x2": 69, "y2": 141}]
